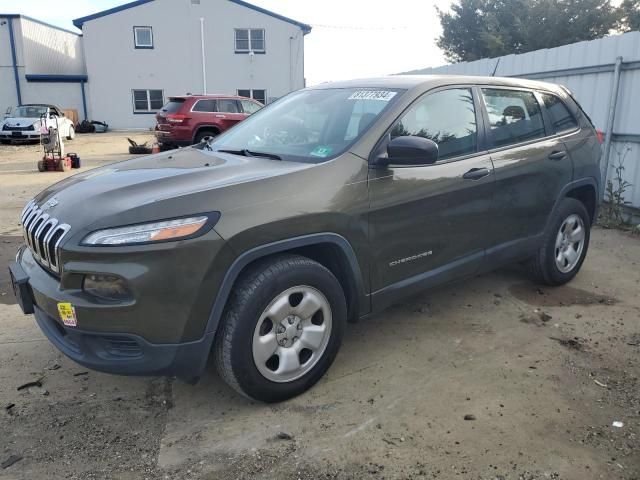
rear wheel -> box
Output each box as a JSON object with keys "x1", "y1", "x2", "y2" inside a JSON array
[
  {"x1": 194, "y1": 129, "x2": 218, "y2": 144},
  {"x1": 529, "y1": 198, "x2": 590, "y2": 286},
  {"x1": 214, "y1": 255, "x2": 346, "y2": 402},
  {"x1": 37, "y1": 160, "x2": 45, "y2": 172}
]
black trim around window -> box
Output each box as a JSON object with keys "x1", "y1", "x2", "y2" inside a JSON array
[
  {"x1": 234, "y1": 28, "x2": 265, "y2": 54},
  {"x1": 133, "y1": 26, "x2": 154, "y2": 49},
  {"x1": 370, "y1": 85, "x2": 487, "y2": 168}
]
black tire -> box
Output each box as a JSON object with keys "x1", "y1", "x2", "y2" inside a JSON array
[
  {"x1": 214, "y1": 254, "x2": 347, "y2": 402},
  {"x1": 128, "y1": 146, "x2": 152, "y2": 154},
  {"x1": 66, "y1": 126, "x2": 75, "y2": 141},
  {"x1": 529, "y1": 197, "x2": 591, "y2": 286},
  {"x1": 194, "y1": 129, "x2": 218, "y2": 144}
]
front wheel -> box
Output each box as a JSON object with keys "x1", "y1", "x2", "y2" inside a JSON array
[
  {"x1": 529, "y1": 198, "x2": 590, "y2": 286},
  {"x1": 66, "y1": 126, "x2": 75, "y2": 140},
  {"x1": 214, "y1": 255, "x2": 346, "y2": 402}
]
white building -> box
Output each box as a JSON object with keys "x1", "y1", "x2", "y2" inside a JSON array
[
  {"x1": 1, "y1": 0, "x2": 310, "y2": 129},
  {"x1": 0, "y1": 15, "x2": 87, "y2": 119}
]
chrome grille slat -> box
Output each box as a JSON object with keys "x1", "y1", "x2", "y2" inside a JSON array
[{"x1": 20, "y1": 201, "x2": 71, "y2": 274}]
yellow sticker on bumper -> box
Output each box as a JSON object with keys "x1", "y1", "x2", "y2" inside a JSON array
[{"x1": 57, "y1": 302, "x2": 77, "y2": 327}]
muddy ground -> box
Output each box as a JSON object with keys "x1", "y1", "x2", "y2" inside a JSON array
[{"x1": 0, "y1": 133, "x2": 638, "y2": 480}]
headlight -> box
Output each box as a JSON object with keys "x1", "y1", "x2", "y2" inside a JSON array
[
  {"x1": 27, "y1": 124, "x2": 35, "y2": 131},
  {"x1": 81, "y1": 215, "x2": 215, "y2": 246}
]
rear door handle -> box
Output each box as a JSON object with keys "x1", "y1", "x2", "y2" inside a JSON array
[
  {"x1": 548, "y1": 150, "x2": 567, "y2": 160},
  {"x1": 215, "y1": 114, "x2": 227, "y2": 118},
  {"x1": 462, "y1": 167, "x2": 490, "y2": 180}
]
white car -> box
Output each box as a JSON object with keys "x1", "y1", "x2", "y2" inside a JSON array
[{"x1": 1, "y1": 104, "x2": 75, "y2": 144}]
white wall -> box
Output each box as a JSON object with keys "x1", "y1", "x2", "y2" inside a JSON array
[
  {"x1": 0, "y1": 17, "x2": 19, "y2": 115},
  {"x1": 19, "y1": 17, "x2": 85, "y2": 75},
  {"x1": 0, "y1": 16, "x2": 86, "y2": 121},
  {"x1": 82, "y1": 0, "x2": 306, "y2": 129}
]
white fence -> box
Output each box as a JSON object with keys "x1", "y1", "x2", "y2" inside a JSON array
[{"x1": 402, "y1": 31, "x2": 640, "y2": 210}]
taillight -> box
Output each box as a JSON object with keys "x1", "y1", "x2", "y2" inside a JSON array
[
  {"x1": 596, "y1": 129, "x2": 604, "y2": 144},
  {"x1": 166, "y1": 114, "x2": 188, "y2": 124}
]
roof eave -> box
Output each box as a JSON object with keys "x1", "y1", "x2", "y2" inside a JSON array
[{"x1": 72, "y1": 0, "x2": 155, "y2": 29}]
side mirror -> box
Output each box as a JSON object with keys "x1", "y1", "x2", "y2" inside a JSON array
[{"x1": 386, "y1": 136, "x2": 438, "y2": 166}]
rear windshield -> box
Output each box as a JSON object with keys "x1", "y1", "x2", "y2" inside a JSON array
[{"x1": 160, "y1": 99, "x2": 185, "y2": 114}]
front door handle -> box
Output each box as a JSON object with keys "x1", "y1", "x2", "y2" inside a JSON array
[
  {"x1": 462, "y1": 167, "x2": 490, "y2": 180},
  {"x1": 548, "y1": 150, "x2": 567, "y2": 160}
]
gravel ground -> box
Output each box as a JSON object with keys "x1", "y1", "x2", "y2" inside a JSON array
[{"x1": 0, "y1": 134, "x2": 638, "y2": 479}]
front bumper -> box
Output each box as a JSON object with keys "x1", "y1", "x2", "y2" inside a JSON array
[
  {"x1": 10, "y1": 231, "x2": 230, "y2": 381},
  {"x1": 34, "y1": 305, "x2": 214, "y2": 381},
  {"x1": 0, "y1": 132, "x2": 39, "y2": 142}
]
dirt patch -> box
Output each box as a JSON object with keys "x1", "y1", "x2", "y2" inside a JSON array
[
  {"x1": 0, "y1": 235, "x2": 23, "y2": 305},
  {"x1": 509, "y1": 282, "x2": 617, "y2": 307},
  {"x1": 549, "y1": 336, "x2": 585, "y2": 351},
  {"x1": 519, "y1": 308, "x2": 553, "y2": 326}
]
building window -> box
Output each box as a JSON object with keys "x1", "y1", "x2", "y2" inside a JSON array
[
  {"x1": 132, "y1": 89, "x2": 164, "y2": 113},
  {"x1": 134, "y1": 26, "x2": 153, "y2": 49},
  {"x1": 235, "y1": 29, "x2": 265, "y2": 53},
  {"x1": 237, "y1": 89, "x2": 266, "y2": 105}
]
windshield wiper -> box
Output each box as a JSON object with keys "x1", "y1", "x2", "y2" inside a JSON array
[{"x1": 215, "y1": 149, "x2": 282, "y2": 161}]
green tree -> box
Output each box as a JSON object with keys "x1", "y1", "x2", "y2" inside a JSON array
[
  {"x1": 618, "y1": 0, "x2": 640, "y2": 31},
  {"x1": 437, "y1": 0, "x2": 620, "y2": 63}
]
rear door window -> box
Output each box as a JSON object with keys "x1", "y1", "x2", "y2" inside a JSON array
[
  {"x1": 390, "y1": 88, "x2": 478, "y2": 161},
  {"x1": 240, "y1": 100, "x2": 261, "y2": 114},
  {"x1": 218, "y1": 100, "x2": 240, "y2": 113},
  {"x1": 192, "y1": 99, "x2": 217, "y2": 112},
  {"x1": 481, "y1": 88, "x2": 545, "y2": 148},
  {"x1": 540, "y1": 93, "x2": 578, "y2": 133}
]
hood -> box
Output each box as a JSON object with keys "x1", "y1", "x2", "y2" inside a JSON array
[
  {"x1": 32, "y1": 147, "x2": 311, "y2": 233},
  {"x1": 3, "y1": 117, "x2": 40, "y2": 127}
]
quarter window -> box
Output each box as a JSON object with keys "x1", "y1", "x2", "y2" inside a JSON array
[
  {"x1": 134, "y1": 26, "x2": 153, "y2": 48},
  {"x1": 540, "y1": 93, "x2": 578, "y2": 133},
  {"x1": 240, "y1": 100, "x2": 261, "y2": 114},
  {"x1": 235, "y1": 29, "x2": 265, "y2": 53},
  {"x1": 132, "y1": 89, "x2": 164, "y2": 112},
  {"x1": 390, "y1": 88, "x2": 477, "y2": 161},
  {"x1": 482, "y1": 88, "x2": 545, "y2": 147}
]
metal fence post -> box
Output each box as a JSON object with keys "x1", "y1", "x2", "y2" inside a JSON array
[{"x1": 601, "y1": 56, "x2": 623, "y2": 199}]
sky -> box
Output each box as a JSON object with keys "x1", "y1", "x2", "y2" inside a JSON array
[{"x1": 0, "y1": 0, "x2": 453, "y2": 85}]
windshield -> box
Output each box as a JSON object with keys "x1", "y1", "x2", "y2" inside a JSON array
[
  {"x1": 11, "y1": 106, "x2": 48, "y2": 118},
  {"x1": 205, "y1": 87, "x2": 404, "y2": 163}
]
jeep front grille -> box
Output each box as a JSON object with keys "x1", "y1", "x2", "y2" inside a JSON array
[{"x1": 20, "y1": 200, "x2": 71, "y2": 273}]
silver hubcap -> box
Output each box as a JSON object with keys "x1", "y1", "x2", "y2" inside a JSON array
[
  {"x1": 555, "y1": 214, "x2": 585, "y2": 273},
  {"x1": 252, "y1": 286, "x2": 332, "y2": 383}
]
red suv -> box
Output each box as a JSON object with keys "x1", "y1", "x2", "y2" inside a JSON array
[{"x1": 155, "y1": 95, "x2": 262, "y2": 147}]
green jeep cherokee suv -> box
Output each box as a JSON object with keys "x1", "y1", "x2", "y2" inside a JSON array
[{"x1": 10, "y1": 76, "x2": 601, "y2": 402}]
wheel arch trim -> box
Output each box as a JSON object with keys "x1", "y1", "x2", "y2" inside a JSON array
[
  {"x1": 204, "y1": 233, "x2": 370, "y2": 338},
  {"x1": 192, "y1": 124, "x2": 221, "y2": 142},
  {"x1": 548, "y1": 177, "x2": 599, "y2": 230}
]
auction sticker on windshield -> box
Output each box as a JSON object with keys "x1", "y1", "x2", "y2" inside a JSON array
[
  {"x1": 348, "y1": 90, "x2": 397, "y2": 101},
  {"x1": 57, "y1": 302, "x2": 77, "y2": 327}
]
